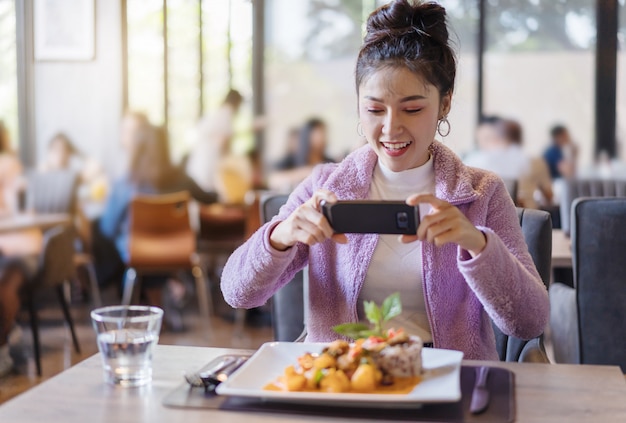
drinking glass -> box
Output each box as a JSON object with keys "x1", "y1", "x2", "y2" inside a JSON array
[{"x1": 91, "y1": 305, "x2": 163, "y2": 387}]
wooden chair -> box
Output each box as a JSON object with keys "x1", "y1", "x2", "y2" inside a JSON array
[{"x1": 121, "y1": 191, "x2": 211, "y2": 323}]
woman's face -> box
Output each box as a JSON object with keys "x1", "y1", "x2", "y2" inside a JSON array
[
  {"x1": 48, "y1": 138, "x2": 71, "y2": 169},
  {"x1": 309, "y1": 126, "x2": 327, "y2": 153},
  {"x1": 121, "y1": 116, "x2": 144, "y2": 153},
  {"x1": 358, "y1": 66, "x2": 451, "y2": 172}
]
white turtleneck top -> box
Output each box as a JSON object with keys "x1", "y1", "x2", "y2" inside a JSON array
[{"x1": 357, "y1": 155, "x2": 436, "y2": 342}]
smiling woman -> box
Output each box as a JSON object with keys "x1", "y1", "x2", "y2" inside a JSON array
[{"x1": 220, "y1": 0, "x2": 549, "y2": 361}]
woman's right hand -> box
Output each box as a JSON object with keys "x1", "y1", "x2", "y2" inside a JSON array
[{"x1": 269, "y1": 189, "x2": 348, "y2": 251}]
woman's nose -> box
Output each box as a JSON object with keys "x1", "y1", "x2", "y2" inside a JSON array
[{"x1": 382, "y1": 112, "x2": 403, "y2": 137}]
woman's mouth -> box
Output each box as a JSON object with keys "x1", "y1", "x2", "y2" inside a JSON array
[{"x1": 380, "y1": 141, "x2": 412, "y2": 156}]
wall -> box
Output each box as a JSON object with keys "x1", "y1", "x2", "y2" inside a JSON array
[{"x1": 33, "y1": 0, "x2": 124, "y2": 176}]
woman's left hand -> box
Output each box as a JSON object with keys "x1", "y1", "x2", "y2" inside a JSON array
[{"x1": 400, "y1": 193, "x2": 487, "y2": 257}]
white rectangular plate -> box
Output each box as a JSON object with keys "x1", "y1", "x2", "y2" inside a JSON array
[{"x1": 216, "y1": 342, "x2": 463, "y2": 408}]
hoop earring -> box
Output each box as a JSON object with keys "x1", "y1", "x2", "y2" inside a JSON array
[
  {"x1": 357, "y1": 122, "x2": 365, "y2": 137},
  {"x1": 437, "y1": 117, "x2": 451, "y2": 137}
]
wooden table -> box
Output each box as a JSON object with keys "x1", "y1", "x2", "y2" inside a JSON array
[
  {"x1": 0, "y1": 213, "x2": 71, "y2": 234},
  {"x1": 552, "y1": 229, "x2": 572, "y2": 268},
  {"x1": 0, "y1": 345, "x2": 624, "y2": 423}
]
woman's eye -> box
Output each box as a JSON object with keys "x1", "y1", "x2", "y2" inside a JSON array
[
  {"x1": 405, "y1": 109, "x2": 422, "y2": 114},
  {"x1": 367, "y1": 109, "x2": 383, "y2": 114}
]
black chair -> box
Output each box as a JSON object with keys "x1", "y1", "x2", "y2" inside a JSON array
[
  {"x1": 493, "y1": 208, "x2": 551, "y2": 362},
  {"x1": 23, "y1": 170, "x2": 85, "y2": 375},
  {"x1": 260, "y1": 193, "x2": 306, "y2": 342},
  {"x1": 501, "y1": 178, "x2": 519, "y2": 205},
  {"x1": 559, "y1": 178, "x2": 626, "y2": 235},
  {"x1": 27, "y1": 169, "x2": 101, "y2": 306},
  {"x1": 260, "y1": 194, "x2": 552, "y2": 362},
  {"x1": 549, "y1": 197, "x2": 626, "y2": 371},
  {"x1": 22, "y1": 225, "x2": 81, "y2": 376}
]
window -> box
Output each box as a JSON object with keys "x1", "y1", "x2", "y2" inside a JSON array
[
  {"x1": 264, "y1": 0, "x2": 479, "y2": 164},
  {"x1": 0, "y1": 0, "x2": 18, "y2": 147},
  {"x1": 264, "y1": 0, "x2": 381, "y2": 164},
  {"x1": 483, "y1": 0, "x2": 596, "y2": 164},
  {"x1": 617, "y1": 0, "x2": 626, "y2": 161},
  {"x1": 436, "y1": 0, "x2": 479, "y2": 156},
  {"x1": 125, "y1": 0, "x2": 253, "y2": 161}
]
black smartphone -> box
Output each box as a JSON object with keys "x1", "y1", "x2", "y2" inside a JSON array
[{"x1": 321, "y1": 200, "x2": 420, "y2": 234}]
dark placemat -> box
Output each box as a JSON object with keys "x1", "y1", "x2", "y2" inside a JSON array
[{"x1": 163, "y1": 363, "x2": 515, "y2": 422}]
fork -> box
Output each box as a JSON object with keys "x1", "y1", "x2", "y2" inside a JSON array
[{"x1": 184, "y1": 356, "x2": 248, "y2": 390}]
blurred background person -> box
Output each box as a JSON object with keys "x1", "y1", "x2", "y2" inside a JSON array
[
  {"x1": 186, "y1": 89, "x2": 243, "y2": 196},
  {"x1": 543, "y1": 124, "x2": 577, "y2": 181},
  {"x1": 268, "y1": 118, "x2": 334, "y2": 192},
  {"x1": 39, "y1": 132, "x2": 109, "y2": 205},
  {"x1": 0, "y1": 120, "x2": 23, "y2": 216},
  {"x1": 464, "y1": 115, "x2": 529, "y2": 178},
  {"x1": 465, "y1": 117, "x2": 552, "y2": 209},
  {"x1": 99, "y1": 123, "x2": 217, "y2": 331},
  {"x1": 0, "y1": 122, "x2": 41, "y2": 377},
  {"x1": 116, "y1": 111, "x2": 150, "y2": 178},
  {"x1": 499, "y1": 119, "x2": 553, "y2": 209}
]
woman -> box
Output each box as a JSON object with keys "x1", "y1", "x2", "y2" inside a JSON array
[
  {"x1": 497, "y1": 119, "x2": 553, "y2": 209},
  {"x1": 221, "y1": 0, "x2": 548, "y2": 360},
  {"x1": 0, "y1": 121, "x2": 23, "y2": 215},
  {"x1": 100, "y1": 123, "x2": 217, "y2": 327}
]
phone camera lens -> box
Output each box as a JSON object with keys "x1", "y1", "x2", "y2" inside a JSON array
[{"x1": 396, "y1": 212, "x2": 409, "y2": 229}]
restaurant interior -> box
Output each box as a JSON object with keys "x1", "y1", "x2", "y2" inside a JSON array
[{"x1": 1, "y1": 0, "x2": 626, "y2": 421}]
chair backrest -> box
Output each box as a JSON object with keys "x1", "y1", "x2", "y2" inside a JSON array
[
  {"x1": 128, "y1": 191, "x2": 196, "y2": 268},
  {"x1": 39, "y1": 225, "x2": 76, "y2": 287},
  {"x1": 27, "y1": 170, "x2": 79, "y2": 214},
  {"x1": 492, "y1": 208, "x2": 552, "y2": 362},
  {"x1": 501, "y1": 178, "x2": 519, "y2": 205},
  {"x1": 560, "y1": 179, "x2": 626, "y2": 235},
  {"x1": 260, "y1": 193, "x2": 306, "y2": 342},
  {"x1": 571, "y1": 197, "x2": 626, "y2": 371}
]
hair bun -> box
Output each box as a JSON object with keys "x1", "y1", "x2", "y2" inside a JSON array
[{"x1": 364, "y1": 0, "x2": 448, "y2": 47}]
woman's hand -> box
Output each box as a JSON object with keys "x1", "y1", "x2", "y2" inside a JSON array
[
  {"x1": 269, "y1": 189, "x2": 348, "y2": 251},
  {"x1": 401, "y1": 193, "x2": 487, "y2": 257}
]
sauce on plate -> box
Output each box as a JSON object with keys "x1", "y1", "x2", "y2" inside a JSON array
[{"x1": 263, "y1": 376, "x2": 421, "y2": 395}]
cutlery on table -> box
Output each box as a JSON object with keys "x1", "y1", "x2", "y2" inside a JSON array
[
  {"x1": 184, "y1": 356, "x2": 248, "y2": 390},
  {"x1": 469, "y1": 366, "x2": 491, "y2": 414}
]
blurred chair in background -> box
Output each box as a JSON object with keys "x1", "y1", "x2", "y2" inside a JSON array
[
  {"x1": 121, "y1": 191, "x2": 212, "y2": 327},
  {"x1": 99, "y1": 123, "x2": 217, "y2": 330},
  {"x1": 21, "y1": 225, "x2": 81, "y2": 376},
  {"x1": 559, "y1": 178, "x2": 626, "y2": 236},
  {"x1": 26, "y1": 169, "x2": 101, "y2": 307},
  {"x1": 550, "y1": 197, "x2": 626, "y2": 371}
]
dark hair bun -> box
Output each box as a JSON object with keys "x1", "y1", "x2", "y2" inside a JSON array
[
  {"x1": 356, "y1": 0, "x2": 456, "y2": 97},
  {"x1": 365, "y1": 0, "x2": 448, "y2": 48}
]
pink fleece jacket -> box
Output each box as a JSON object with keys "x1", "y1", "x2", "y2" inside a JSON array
[{"x1": 221, "y1": 142, "x2": 549, "y2": 360}]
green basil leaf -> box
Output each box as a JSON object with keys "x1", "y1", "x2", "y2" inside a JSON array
[
  {"x1": 364, "y1": 300, "x2": 383, "y2": 326},
  {"x1": 381, "y1": 292, "x2": 402, "y2": 322},
  {"x1": 332, "y1": 323, "x2": 371, "y2": 340}
]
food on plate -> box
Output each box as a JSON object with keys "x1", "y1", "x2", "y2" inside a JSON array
[{"x1": 264, "y1": 293, "x2": 424, "y2": 394}]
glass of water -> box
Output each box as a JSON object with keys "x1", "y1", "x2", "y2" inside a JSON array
[{"x1": 91, "y1": 305, "x2": 163, "y2": 387}]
